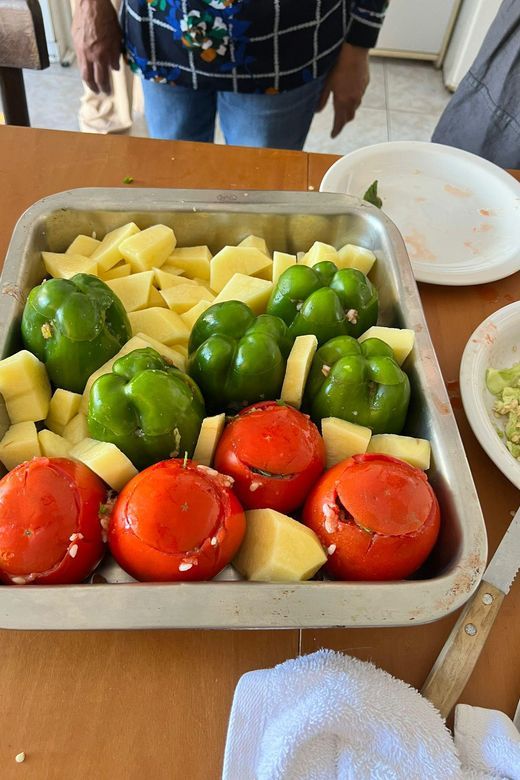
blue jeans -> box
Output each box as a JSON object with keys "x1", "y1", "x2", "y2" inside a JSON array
[{"x1": 142, "y1": 76, "x2": 326, "y2": 150}]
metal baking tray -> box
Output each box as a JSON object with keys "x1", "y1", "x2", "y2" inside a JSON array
[{"x1": 0, "y1": 188, "x2": 487, "y2": 630}]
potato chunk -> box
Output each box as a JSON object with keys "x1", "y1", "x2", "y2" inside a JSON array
[
  {"x1": 237, "y1": 235, "x2": 270, "y2": 256},
  {"x1": 180, "y1": 300, "x2": 214, "y2": 330},
  {"x1": 210, "y1": 246, "x2": 272, "y2": 292},
  {"x1": 128, "y1": 308, "x2": 190, "y2": 346},
  {"x1": 301, "y1": 241, "x2": 338, "y2": 267},
  {"x1": 100, "y1": 263, "x2": 131, "y2": 281},
  {"x1": 0, "y1": 421, "x2": 41, "y2": 471},
  {"x1": 153, "y1": 267, "x2": 187, "y2": 289},
  {"x1": 63, "y1": 413, "x2": 90, "y2": 445},
  {"x1": 321, "y1": 417, "x2": 372, "y2": 468},
  {"x1": 212, "y1": 273, "x2": 272, "y2": 315},
  {"x1": 167, "y1": 246, "x2": 212, "y2": 280},
  {"x1": 160, "y1": 284, "x2": 214, "y2": 314},
  {"x1": 46, "y1": 388, "x2": 82, "y2": 435},
  {"x1": 272, "y1": 251, "x2": 297, "y2": 285},
  {"x1": 234, "y1": 508, "x2": 327, "y2": 582},
  {"x1": 42, "y1": 252, "x2": 98, "y2": 279},
  {"x1": 192, "y1": 413, "x2": 225, "y2": 467},
  {"x1": 337, "y1": 244, "x2": 376, "y2": 274},
  {"x1": 367, "y1": 434, "x2": 431, "y2": 470},
  {"x1": 280, "y1": 335, "x2": 318, "y2": 409},
  {"x1": 120, "y1": 224, "x2": 176, "y2": 273},
  {"x1": 66, "y1": 235, "x2": 100, "y2": 257},
  {"x1": 70, "y1": 438, "x2": 138, "y2": 492},
  {"x1": 90, "y1": 222, "x2": 140, "y2": 272},
  {"x1": 0, "y1": 350, "x2": 51, "y2": 423},
  {"x1": 106, "y1": 271, "x2": 154, "y2": 312},
  {"x1": 358, "y1": 326, "x2": 415, "y2": 366},
  {"x1": 38, "y1": 429, "x2": 71, "y2": 459}
]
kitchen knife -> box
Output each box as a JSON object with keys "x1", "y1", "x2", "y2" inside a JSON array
[{"x1": 421, "y1": 506, "x2": 520, "y2": 718}]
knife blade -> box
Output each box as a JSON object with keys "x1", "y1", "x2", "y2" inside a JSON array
[{"x1": 421, "y1": 507, "x2": 520, "y2": 718}]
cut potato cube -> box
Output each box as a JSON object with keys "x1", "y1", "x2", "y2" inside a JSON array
[
  {"x1": 63, "y1": 413, "x2": 90, "y2": 445},
  {"x1": 106, "y1": 271, "x2": 154, "y2": 312},
  {"x1": 337, "y1": 244, "x2": 376, "y2": 275},
  {"x1": 45, "y1": 388, "x2": 82, "y2": 435},
  {"x1": 281, "y1": 335, "x2": 318, "y2": 409},
  {"x1": 168, "y1": 246, "x2": 212, "y2": 280},
  {"x1": 358, "y1": 326, "x2": 415, "y2": 366},
  {"x1": 212, "y1": 274, "x2": 272, "y2": 315},
  {"x1": 272, "y1": 251, "x2": 297, "y2": 285},
  {"x1": 120, "y1": 224, "x2": 176, "y2": 273},
  {"x1": 367, "y1": 434, "x2": 431, "y2": 470},
  {"x1": 153, "y1": 266, "x2": 188, "y2": 289},
  {"x1": 70, "y1": 438, "x2": 138, "y2": 492},
  {"x1": 0, "y1": 350, "x2": 51, "y2": 423},
  {"x1": 192, "y1": 278, "x2": 215, "y2": 292},
  {"x1": 180, "y1": 300, "x2": 214, "y2": 330},
  {"x1": 148, "y1": 285, "x2": 168, "y2": 308},
  {"x1": 174, "y1": 344, "x2": 188, "y2": 359},
  {"x1": 192, "y1": 413, "x2": 225, "y2": 467},
  {"x1": 100, "y1": 263, "x2": 131, "y2": 281},
  {"x1": 80, "y1": 336, "x2": 153, "y2": 413},
  {"x1": 90, "y1": 222, "x2": 140, "y2": 272},
  {"x1": 321, "y1": 417, "x2": 372, "y2": 468},
  {"x1": 237, "y1": 235, "x2": 270, "y2": 256},
  {"x1": 38, "y1": 429, "x2": 71, "y2": 459},
  {"x1": 234, "y1": 508, "x2": 327, "y2": 582},
  {"x1": 160, "y1": 284, "x2": 214, "y2": 314},
  {"x1": 128, "y1": 308, "x2": 190, "y2": 346},
  {"x1": 0, "y1": 421, "x2": 41, "y2": 471},
  {"x1": 136, "y1": 333, "x2": 187, "y2": 371},
  {"x1": 66, "y1": 235, "x2": 100, "y2": 257},
  {"x1": 301, "y1": 241, "x2": 339, "y2": 267},
  {"x1": 42, "y1": 252, "x2": 98, "y2": 279},
  {"x1": 210, "y1": 246, "x2": 272, "y2": 293}
]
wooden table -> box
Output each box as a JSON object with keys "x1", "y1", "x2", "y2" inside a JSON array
[{"x1": 0, "y1": 126, "x2": 518, "y2": 780}]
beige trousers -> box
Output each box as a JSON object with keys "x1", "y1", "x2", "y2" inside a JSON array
[{"x1": 71, "y1": 0, "x2": 142, "y2": 134}]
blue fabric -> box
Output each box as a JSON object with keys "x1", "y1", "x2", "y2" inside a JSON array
[
  {"x1": 432, "y1": 0, "x2": 520, "y2": 168},
  {"x1": 142, "y1": 73, "x2": 326, "y2": 149}
]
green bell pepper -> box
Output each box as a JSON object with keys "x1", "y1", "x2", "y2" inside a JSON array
[
  {"x1": 304, "y1": 336, "x2": 410, "y2": 434},
  {"x1": 188, "y1": 301, "x2": 292, "y2": 413},
  {"x1": 88, "y1": 348, "x2": 205, "y2": 470},
  {"x1": 266, "y1": 261, "x2": 378, "y2": 344},
  {"x1": 21, "y1": 273, "x2": 131, "y2": 394}
]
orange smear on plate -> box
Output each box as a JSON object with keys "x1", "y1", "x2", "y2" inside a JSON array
[
  {"x1": 403, "y1": 229, "x2": 436, "y2": 262},
  {"x1": 444, "y1": 183, "x2": 472, "y2": 198}
]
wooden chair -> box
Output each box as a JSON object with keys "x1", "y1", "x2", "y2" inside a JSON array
[{"x1": 0, "y1": 0, "x2": 49, "y2": 125}]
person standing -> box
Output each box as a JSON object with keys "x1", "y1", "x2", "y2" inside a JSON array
[{"x1": 72, "y1": 1, "x2": 389, "y2": 149}]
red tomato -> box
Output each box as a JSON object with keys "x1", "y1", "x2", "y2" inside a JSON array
[
  {"x1": 213, "y1": 401, "x2": 325, "y2": 513},
  {"x1": 0, "y1": 457, "x2": 107, "y2": 585},
  {"x1": 108, "y1": 459, "x2": 246, "y2": 582},
  {"x1": 302, "y1": 453, "x2": 440, "y2": 581}
]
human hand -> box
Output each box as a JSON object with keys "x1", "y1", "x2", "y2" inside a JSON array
[
  {"x1": 317, "y1": 44, "x2": 370, "y2": 138},
  {"x1": 72, "y1": 0, "x2": 122, "y2": 94}
]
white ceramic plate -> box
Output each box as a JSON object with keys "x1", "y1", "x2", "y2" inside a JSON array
[
  {"x1": 460, "y1": 301, "x2": 520, "y2": 490},
  {"x1": 320, "y1": 141, "x2": 520, "y2": 285}
]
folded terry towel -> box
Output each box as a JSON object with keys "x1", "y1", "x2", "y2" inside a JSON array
[{"x1": 223, "y1": 649, "x2": 520, "y2": 780}]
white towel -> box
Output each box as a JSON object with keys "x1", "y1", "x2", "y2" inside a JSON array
[{"x1": 222, "y1": 649, "x2": 520, "y2": 780}]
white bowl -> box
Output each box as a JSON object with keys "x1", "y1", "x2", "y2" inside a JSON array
[
  {"x1": 460, "y1": 301, "x2": 520, "y2": 489},
  {"x1": 320, "y1": 141, "x2": 520, "y2": 286}
]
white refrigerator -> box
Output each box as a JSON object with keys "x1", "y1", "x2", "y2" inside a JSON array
[{"x1": 442, "y1": 0, "x2": 502, "y2": 90}]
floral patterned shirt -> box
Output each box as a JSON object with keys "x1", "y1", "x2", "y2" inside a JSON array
[{"x1": 122, "y1": 0, "x2": 389, "y2": 93}]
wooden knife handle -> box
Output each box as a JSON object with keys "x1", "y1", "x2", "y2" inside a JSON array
[{"x1": 421, "y1": 580, "x2": 505, "y2": 718}]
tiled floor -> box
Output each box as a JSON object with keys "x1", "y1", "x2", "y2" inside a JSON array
[{"x1": 18, "y1": 56, "x2": 452, "y2": 154}]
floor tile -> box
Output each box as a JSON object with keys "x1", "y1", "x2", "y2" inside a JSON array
[
  {"x1": 362, "y1": 58, "x2": 386, "y2": 111},
  {"x1": 387, "y1": 110, "x2": 440, "y2": 142},
  {"x1": 385, "y1": 59, "x2": 451, "y2": 115},
  {"x1": 23, "y1": 65, "x2": 83, "y2": 132},
  {"x1": 304, "y1": 105, "x2": 388, "y2": 155}
]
